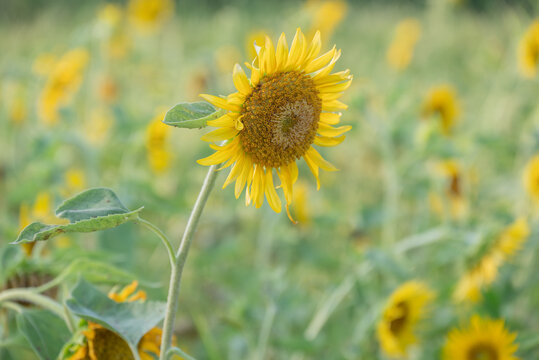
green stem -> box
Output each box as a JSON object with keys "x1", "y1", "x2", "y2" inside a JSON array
[
  {"x1": 0, "y1": 288, "x2": 71, "y2": 330},
  {"x1": 159, "y1": 164, "x2": 219, "y2": 359},
  {"x1": 0, "y1": 301, "x2": 24, "y2": 313},
  {"x1": 166, "y1": 346, "x2": 198, "y2": 360},
  {"x1": 137, "y1": 217, "x2": 176, "y2": 267}
]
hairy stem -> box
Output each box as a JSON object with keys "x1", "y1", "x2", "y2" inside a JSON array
[{"x1": 159, "y1": 164, "x2": 219, "y2": 359}]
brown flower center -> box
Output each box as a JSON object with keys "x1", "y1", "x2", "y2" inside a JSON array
[
  {"x1": 88, "y1": 326, "x2": 134, "y2": 360},
  {"x1": 389, "y1": 302, "x2": 409, "y2": 335},
  {"x1": 240, "y1": 71, "x2": 321, "y2": 168},
  {"x1": 468, "y1": 343, "x2": 498, "y2": 360}
]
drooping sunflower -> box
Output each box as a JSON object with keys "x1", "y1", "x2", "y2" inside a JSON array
[
  {"x1": 454, "y1": 218, "x2": 530, "y2": 303},
  {"x1": 377, "y1": 281, "x2": 435, "y2": 358},
  {"x1": 443, "y1": 315, "x2": 519, "y2": 360},
  {"x1": 421, "y1": 84, "x2": 460, "y2": 135},
  {"x1": 198, "y1": 28, "x2": 352, "y2": 220},
  {"x1": 68, "y1": 282, "x2": 174, "y2": 360},
  {"x1": 523, "y1": 154, "x2": 539, "y2": 202},
  {"x1": 518, "y1": 20, "x2": 539, "y2": 78}
]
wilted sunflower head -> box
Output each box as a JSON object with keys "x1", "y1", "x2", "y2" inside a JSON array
[
  {"x1": 67, "y1": 282, "x2": 166, "y2": 360},
  {"x1": 443, "y1": 315, "x2": 519, "y2": 360},
  {"x1": 376, "y1": 281, "x2": 435, "y2": 357},
  {"x1": 198, "y1": 28, "x2": 353, "y2": 221},
  {"x1": 421, "y1": 84, "x2": 460, "y2": 135},
  {"x1": 518, "y1": 20, "x2": 539, "y2": 78}
]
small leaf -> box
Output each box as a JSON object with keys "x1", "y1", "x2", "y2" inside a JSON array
[
  {"x1": 16, "y1": 309, "x2": 71, "y2": 360},
  {"x1": 11, "y1": 188, "x2": 143, "y2": 244},
  {"x1": 163, "y1": 101, "x2": 227, "y2": 129},
  {"x1": 65, "y1": 279, "x2": 166, "y2": 354}
]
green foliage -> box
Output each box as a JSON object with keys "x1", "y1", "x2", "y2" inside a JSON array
[
  {"x1": 16, "y1": 309, "x2": 70, "y2": 360},
  {"x1": 12, "y1": 188, "x2": 143, "y2": 244},
  {"x1": 65, "y1": 279, "x2": 166, "y2": 356},
  {"x1": 163, "y1": 102, "x2": 226, "y2": 129}
]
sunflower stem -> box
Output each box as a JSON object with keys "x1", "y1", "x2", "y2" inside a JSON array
[
  {"x1": 137, "y1": 217, "x2": 176, "y2": 267},
  {"x1": 159, "y1": 164, "x2": 219, "y2": 359}
]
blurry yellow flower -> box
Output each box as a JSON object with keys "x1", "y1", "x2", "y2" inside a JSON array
[
  {"x1": 454, "y1": 218, "x2": 530, "y2": 303},
  {"x1": 146, "y1": 109, "x2": 172, "y2": 174},
  {"x1": 32, "y1": 53, "x2": 57, "y2": 76},
  {"x1": 69, "y1": 282, "x2": 177, "y2": 360},
  {"x1": 377, "y1": 281, "x2": 435, "y2": 357},
  {"x1": 19, "y1": 192, "x2": 55, "y2": 257},
  {"x1": 245, "y1": 30, "x2": 268, "y2": 61},
  {"x1": 215, "y1": 45, "x2": 241, "y2": 74},
  {"x1": 85, "y1": 106, "x2": 115, "y2": 146},
  {"x1": 98, "y1": 3, "x2": 123, "y2": 28},
  {"x1": 387, "y1": 19, "x2": 421, "y2": 71},
  {"x1": 430, "y1": 160, "x2": 468, "y2": 220},
  {"x1": 443, "y1": 315, "x2": 519, "y2": 360},
  {"x1": 197, "y1": 28, "x2": 352, "y2": 221},
  {"x1": 306, "y1": 0, "x2": 347, "y2": 44},
  {"x1": 62, "y1": 168, "x2": 87, "y2": 197},
  {"x1": 518, "y1": 20, "x2": 539, "y2": 78},
  {"x1": 128, "y1": 0, "x2": 174, "y2": 32},
  {"x1": 523, "y1": 154, "x2": 539, "y2": 201},
  {"x1": 422, "y1": 84, "x2": 460, "y2": 135},
  {"x1": 38, "y1": 48, "x2": 90, "y2": 126}
]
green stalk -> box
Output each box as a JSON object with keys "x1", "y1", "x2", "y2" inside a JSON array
[
  {"x1": 137, "y1": 217, "x2": 176, "y2": 267},
  {"x1": 159, "y1": 164, "x2": 219, "y2": 359}
]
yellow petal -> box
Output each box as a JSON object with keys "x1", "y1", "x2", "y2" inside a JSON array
[
  {"x1": 312, "y1": 49, "x2": 342, "y2": 82},
  {"x1": 265, "y1": 170, "x2": 282, "y2": 213},
  {"x1": 197, "y1": 148, "x2": 234, "y2": 166},
  {"x1": 319, "y1": 112, "x2": 341, "y2": 125},
  {"x1": 314, "y1": 70, "x2": 351, "y2": 86},
  {"x1": 303, "y1": 152, "x2": 320, "y2": 190},
  {"x1": 318, "y1": 92, "x2": 344, "y2": 102},
  {"x1": 275, "y1": 32, "x2": 289, "y2": 71},
  {"x1": 278, "y1": 166, "x2": 293, "y2": 205},
  {"x1": 207, "y1": 113, "x2": 237, "y2": 128},
  {"x1": 306, "y1": 147, "x2": 338, "y2": 172},
  {"x1": 322, "y1": 99, "x2": 348, "y2": 112},
  {"x1": 199, "y1": 94, "x2": 240, "y2": 112},
  {"x1": 288, "y1": 161, "x2": 299, "y2": 184},
  {"x1": 263, "y1": 36, "x2": 277, "y2": 74},
  {"x1": 317, "y1": 76, "x2": 353, "y2": 93},
  {"x1": 251, "y1": 165, "x2": 265, "y2": 208},
  {"x1": 314, "y1": 135, "x2": 346, "y2": 147},
  {"x1": 304, "y1": 46, "x2": 336, "y2": 74},
  {"x1": 233, "y1": 64, "x2": 252, "y2": 95},
  {"x1": 317, "y1": 123, "x2": 351, "y2": 137},
  {"x1": 302, "y1": 30, "x2": 322, "y2": 67},
  {"x1": 286, "y1": 28, "x2": 306, "y2": 71},
  {"x1": 222, "y1": 155, "x2": 243, "y2": 189},
  {"x1": 200, "y1": 127, "x2": 238, "y2": 142},
  {"x1": 235, "y1": 156, "x2": 252, "y2": 198}
]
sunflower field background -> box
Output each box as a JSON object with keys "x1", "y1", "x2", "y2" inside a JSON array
[{"x1": 1, "y1": 0, "x2": 539, "y2": 359}]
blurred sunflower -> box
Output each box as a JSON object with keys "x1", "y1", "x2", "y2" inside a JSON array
[
  {"x1": 429, "y1": 160, "x2": 468, "y2": 220},
  {"x1": 38, "y1": 48, "x2": 89, "y2": 126},
  {"x1": 62, "y1": 168, "x2": 87, "y2": 197},
  {"x1": 421, "y1": 84, "x2": 460, "y2": 135},
  {"x1": 84, "y1": 106, "x2": 115, "y2": 147},
  {"x1": 18, "y1": 192, "x2": 57, "y2": 256},
  {"x1": 377, "y1": 281, "x2": 434, "y2": 357},
  {"x1": 386, "y1": 19, "x2": 421, "y2": 71},
  {"x1": 128, "y1": 0, "x2": 174, "y2": 32},
  {"x1": 198, "y1": 28, "x2": 352, "y2": 220},
  {"x1": 443, "y1": 315, "x2": 519, "y2": 360},
  {"x1": 518, "y1": 20, "x2": 539, "y2": 78},
  {"x1": 305, "y1": 0, "x2": 347, "y2": 44},
  {"x1": 523, "y1": 154, "x2": 539, "y2": 202},
  {"x1": 454, "y1": 218, "x2": 530, "y2": 303},
  {"x1": 146, "y1": 109, "x2": 172, "y2": 174},
  {"x1": 68, "y1": 282, "x2": 174, "y2": 360}
]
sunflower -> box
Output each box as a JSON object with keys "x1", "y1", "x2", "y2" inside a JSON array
[
  {"x1": 62, "y1": 168, "x2": 87, "y2": 197},
  {"x1": 68, "y1": 282, "x2": 174, "y2": 360},
  {"x1": 443, "y1": 315, "x2": 519, "y2": 360},
  {"x1": 198, "y1": 28, "x2": 352, "y2": 221},
  {"x1": 306, "y1": 0, "x2": 347, "y2": 44},
  {"x1": 523, "y1": 154, "x2": 539, "y2": 202},
  {"x1": 431, "y1": 159, "x2": 468, "y2": 220},
  {"x1": 421, "y1": 84, "x2": 460, "y2": 135},
  {"x1": 454, "y1": 218, "x2": 530, "y2": 303},
  {"x1": 377, "y1": 281, "x2": 435, "y2": 357},
  {"x1": 146, "y1": 109, "x2": 172, "y2": 174},
  {"x1": 386, "y1": 18, "x2": 421, "y2": 71},
  {"x1": 128, "y1": 0, "x2": 174, "y2": 32},
  {"x1": 518, "y1": 20, "x2": 539, "y2": 78},
  {"x1": 19, "y1": 192, "x2": 58, "y2": 256}
]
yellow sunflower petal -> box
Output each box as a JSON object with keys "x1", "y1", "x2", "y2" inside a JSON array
[
  {"x1": 317, "y1": 123, "x2": 351, "y2": 137},
  {"x1": 317, "y1": 76, "x2": 353, "y2": 93},
  {"x1": 200, "y1": 127, "x2": 239, "y2": 142},
  {"x1": 322, "y1": 99, "x2": 348, "y2": 111},
  {"x1": 197, "y1": 147, "x2": 235, "y2": 166},
  {"x1": 264, "y1": 170, "x2": 282, "y2": 213},
  {"x1": 314, "y1": 70, "x2": 350, "y2": 86},
  {"x1": 263, "y1": 35, "x2": 277, "y2": 74},
  {"x1": 312, "y1": 49, "x2": 342, "y2": 82},
  {"x1": 275, "y1": 32, "x2": 289, "y2": 71},
  {"x1": 318, "y1": 91, "x2": 345, "y2": 102},
  {"x1": 306, "y1": 146, "x2": 338, "y2": 172},
  {"x1": 303, "y1": 151, "x2": 321, "y2": 190},
  {"x1": 233, "y1": 64, "x2": 252, "y2": 96},
  {"x1": 304, "y1": 45, "x2": 336, "y2": 74},
  {"x1": 319, "y1": 112, "x2": 341, "y2": 125},
  {"x1": 207, "y1": 113, "x2": 237, "y2": 128},
  {"x1": 314, "y1": 135, "x2": 346, "y2": 147},
  {"x1": 199, "y1": 94, "x2": 240, "y2": 112},
  {"x1": 286, "y1": 28, "x2": 307, "y2": 70},
  {"x1": 303, "y1": 30, "x2": 322, "y2": 67}
]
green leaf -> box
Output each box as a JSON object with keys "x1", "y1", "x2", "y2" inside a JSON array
[
  {"x1": 163, "y1": 101, "x2": 227, "y2": 129},
  {"x1": 11, "y1": 188, "x2": 143, "y2": 244},
  {"x1": 65, "y1": 279, "x2": 166, "y2": 357},
  {"x1": 16, "y1": 309, "x2": 71, "y2": 360}
]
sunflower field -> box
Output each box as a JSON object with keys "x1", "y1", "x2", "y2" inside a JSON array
[{"x1": 0, "y1": 0, "x2": 538, "y2": 359}]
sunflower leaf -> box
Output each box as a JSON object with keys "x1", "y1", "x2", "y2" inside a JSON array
[
  {"x1": 11, "y1": 188, "x2": 143, "y2": 244},
  {"x1": 163, "y1": 101, "x2": 226, "y2": 129},
  {"x1": 65, "y1": 278, "x2": 166, "y2": 358},
  {"x1": 16, "y1": 309, "x2": 71, "y2": 360}
]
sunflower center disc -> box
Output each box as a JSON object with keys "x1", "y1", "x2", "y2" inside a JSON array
[
  {"x1": 240, "y1": 71, "x2": 321, "y2": 168},
  {"x1": 389, "y1": 302, "x2": 409, "y2": 335},
  {"x1": 90, "y1": 327, "x2": 134, "y2": 360},
  {"x1": 468, "y1": 343, "x2": 499, "y2": 360}
]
